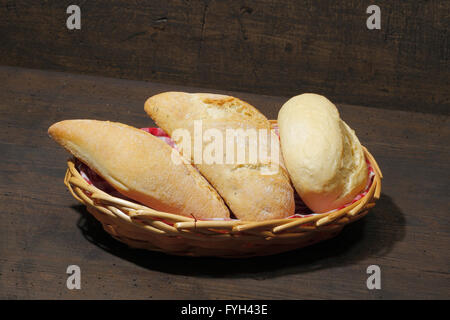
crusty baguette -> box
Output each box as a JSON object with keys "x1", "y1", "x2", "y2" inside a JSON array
[
  {"x1": 145, "y1": 92, "x2": 295, "y2": 221},
  {"x1": 278, "y1": 93, "x2": 368, "y2": 213},
  {"x1": 48, "y1": 119, "x2": 230, "y2": 219}
]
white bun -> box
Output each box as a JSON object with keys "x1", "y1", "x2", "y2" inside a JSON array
[{"x1": 278, "y1": 93, "x2": 368, "y2": 213}]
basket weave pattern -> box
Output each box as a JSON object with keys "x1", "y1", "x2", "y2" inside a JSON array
[{"x1": 64, "y1": 123, "x2": 383, "y2": 257}]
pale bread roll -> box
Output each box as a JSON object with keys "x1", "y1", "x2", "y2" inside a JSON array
[
  {"x1": 48, "y1": 120, "x2": 230, "y2": 219},
  {"x1": 145, "y1": 92, "x2": 295, "y2": 221},
  {"x1": 278, "y1": 94, "x2": 368, "y2": 213}
]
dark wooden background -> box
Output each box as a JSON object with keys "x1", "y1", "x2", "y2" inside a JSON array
[
  {"x1": 0, "y1": 0, "x2": 449, "y2": 114},
  {"x1": 1, "y1": 1, "x2": 449, "y2": 300},
  {"x1": 1, "y1": 66, "x2": 449, "y2": 299}
]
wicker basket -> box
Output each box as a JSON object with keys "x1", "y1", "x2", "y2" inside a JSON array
[{"x1": 63, "y1": 122, "x2": 383, "y2": 258}]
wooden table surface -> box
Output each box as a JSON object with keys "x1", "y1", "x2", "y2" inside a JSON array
[{"x1": 1, "y1": 65, "x2": 449, "y2": 299}]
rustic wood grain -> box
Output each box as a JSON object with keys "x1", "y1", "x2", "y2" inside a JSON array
[
  {"x1": 0, "y1": 1, "x2": 448, "y2": 115},
  {"x1": 0, "y1": 66, "x2": 449, "y2": 299}
]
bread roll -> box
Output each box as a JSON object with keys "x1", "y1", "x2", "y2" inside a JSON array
[
  {"x1": 145, "y1": 92, "x2": 295, "y2": 221},
  {"x1": 48, "y1": 119, "x2": 230, "y2": 219},
  {"x1": 278, "y1": 93, "x2": 368, "y2": 213}
]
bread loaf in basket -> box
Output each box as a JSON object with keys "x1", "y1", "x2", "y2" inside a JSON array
[
  {"x1": 53, "y1": 93, "x2": 382, "y2": 258},
  {"x1": 62, "y1": 130, "x2": 382, "y2": 257}
]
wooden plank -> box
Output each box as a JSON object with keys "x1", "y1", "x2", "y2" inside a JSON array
[
  {"x1": 0, "y1": 66, "x2": 449, "y2": 299},
  {"x1": 0, "y1": 1, "x2": 448, "y2": 114}
]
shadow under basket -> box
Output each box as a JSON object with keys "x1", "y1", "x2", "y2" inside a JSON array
[{"x1": 64, "y1": 133, "x2": 383, "y2": 258}]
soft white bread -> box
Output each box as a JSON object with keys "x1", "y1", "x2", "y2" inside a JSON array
[
  {"x1": 278, "y1": 94, "x2": 368, "y2": 213},
  {"x1": 48, "y1": 120, "x2": 230, "y2": 219},
  {"x1": 145, "y1": 92, "x2": 295, "y2": 221}
]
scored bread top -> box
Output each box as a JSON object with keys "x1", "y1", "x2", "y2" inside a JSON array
[
  {"x1": 146, "y1": 92, "x2": 269, "y2": 133},
  {"x1": 145, "y1": 92, "x2": 295, "y2": 221},
  {"x1": 48, "y1": 119, "x2": 230, "y2": 219}
]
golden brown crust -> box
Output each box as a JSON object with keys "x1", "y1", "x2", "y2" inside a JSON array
[
  {"x1": 145, "y1": 92, "x2": 295, "y2": 221},
  {"x1": 48, "y1": 119, "x2": 230, "y2": 219}
]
